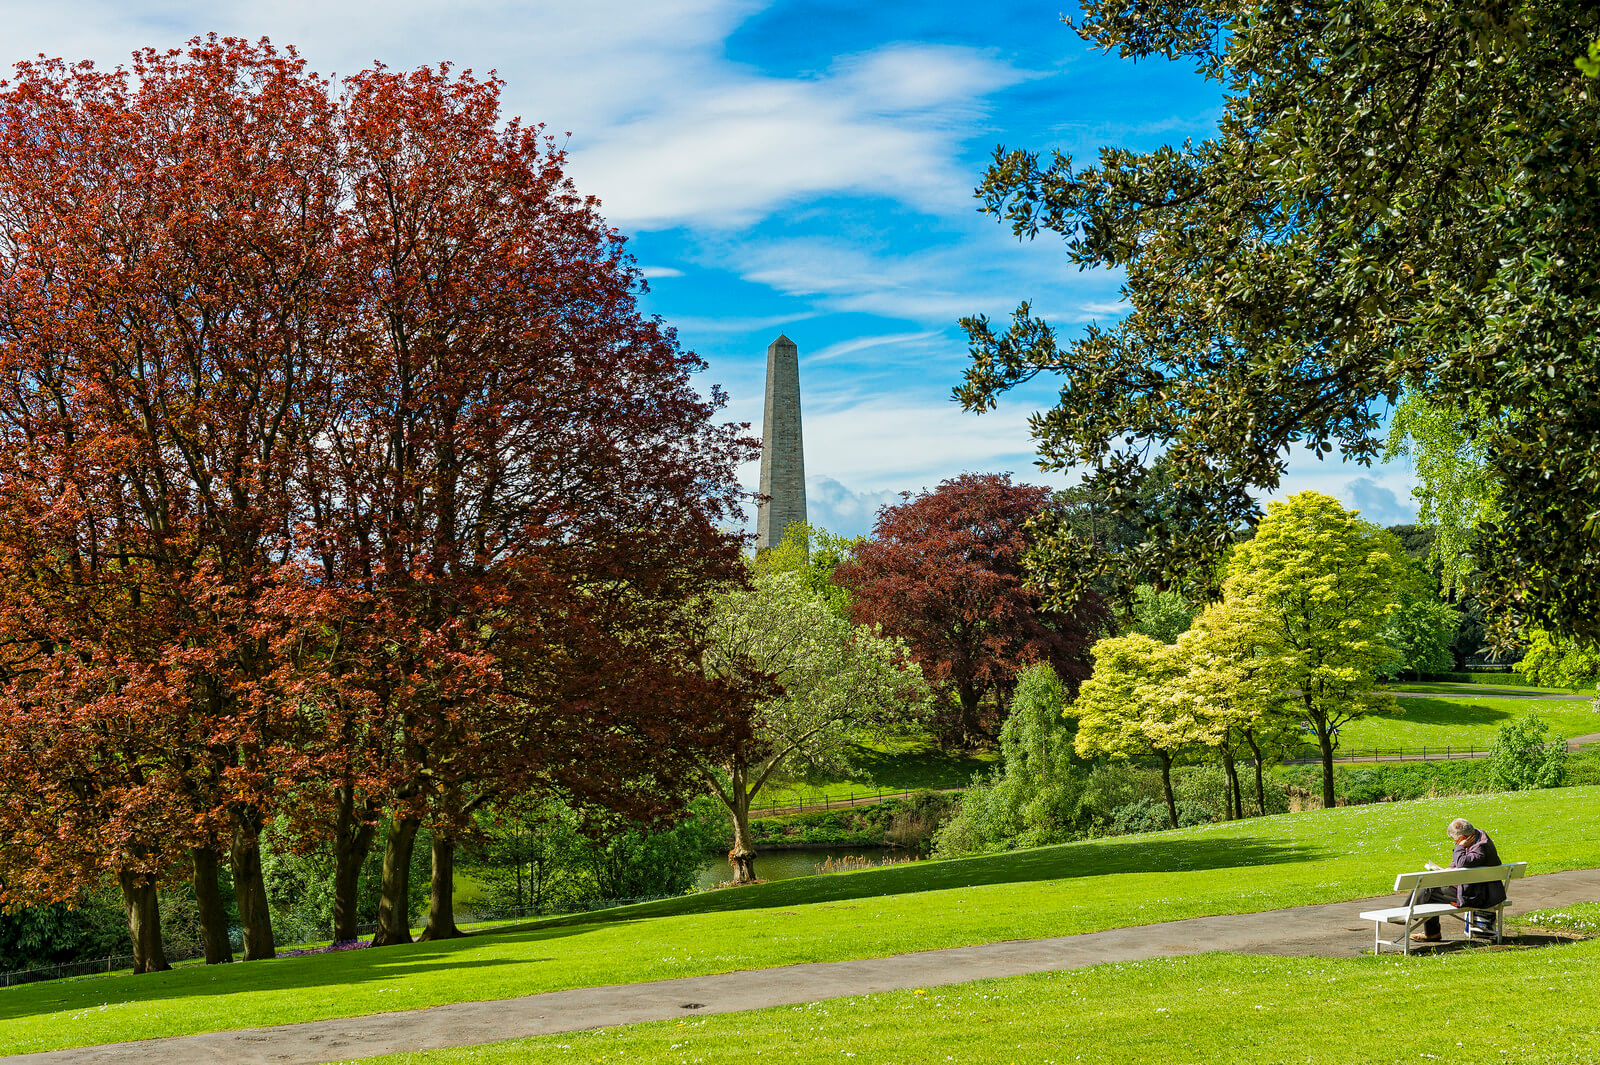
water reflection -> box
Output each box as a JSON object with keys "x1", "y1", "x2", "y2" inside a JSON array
[{"x1": 694, "y1": 847, "x2": 900, "y2": 890}]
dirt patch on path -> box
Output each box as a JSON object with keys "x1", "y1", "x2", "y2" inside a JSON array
[{"x1": 15, "y1": 868, "x2": 1600, "y2": 1065}]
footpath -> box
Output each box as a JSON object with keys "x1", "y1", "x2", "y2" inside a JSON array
[{"x1": 15, "y1": 866, "x2": 1600, "y2": 1065}]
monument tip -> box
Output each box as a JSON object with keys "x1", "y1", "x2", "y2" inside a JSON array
[{"x1": 770, "y1": 333, "x2": 796, "y2": 347}]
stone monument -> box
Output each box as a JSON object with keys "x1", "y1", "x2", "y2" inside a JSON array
[{"x1": 756, "y1": 334, "x2": 807, "y2": 551}]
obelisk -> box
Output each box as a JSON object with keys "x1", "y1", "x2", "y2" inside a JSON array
[{"x1": 756, "y1": 334, "x2": 807, "y2": 551}]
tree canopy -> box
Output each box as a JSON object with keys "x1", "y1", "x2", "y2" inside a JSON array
[
  {"x1": 0, "y1": 38, "x2": 753, "y2": 968},
  {"x1": 958, "y1": 0, "x2": 1600, "y2": 639},
  {"x1": 834, "y1": 472, "x2": 1107, "y2": 748},
  {"x1": 1222, "y1": 492, "x2": 1403, "y2": 807},
  {"x1": 700, "y1": 570, "x2": 927, "y2": 883}
]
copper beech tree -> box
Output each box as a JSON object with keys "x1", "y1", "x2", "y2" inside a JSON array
[
  {"x1": 834, "y1": 473, "x2": 1107, "y2": 748},
  {"x1": 303, "y1": 63, "x2": 753, "y2": 945},
  {"x1": 0, "y1": 39, "x2": 755, "y2": 966}
]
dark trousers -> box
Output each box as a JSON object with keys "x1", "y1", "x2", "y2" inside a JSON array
[{"x1": 1417, "y1": 887, "x2": 1495, "y2": 937}]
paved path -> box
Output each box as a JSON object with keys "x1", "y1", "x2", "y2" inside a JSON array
[{"x1": 14, "y1": 867, "x2": 1600, "y2": 1065}]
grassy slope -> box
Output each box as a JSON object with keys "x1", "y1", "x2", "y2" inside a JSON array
[
  {"x1": 4, "y1": 786, "x2": 1599, "y2": 1054},
  {"x1": 1339, "y1": 691, "x2": 1599, "y2": 749},
  {"x1": 340, "y1": 937, "x2": 1600, "y2": 1065},
  {"x1": 1347, "y1": 696, "x2": 1598, "y2": 746},
  {"x1": 756, "y1": 736, "x2": 995, "y2": 808}
]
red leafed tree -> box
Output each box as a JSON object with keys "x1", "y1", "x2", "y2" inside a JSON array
[
  {"x1": 834, "y1": 473, "x2": 1107, "y2": 748},
  {"x1": 0, "y1": 40, "x2": 754, "y2": 963},
  {"x1": 0, "y1": 39, "x2": 345, "y2": 965},
  {"x1": 300, "y1": 64, "x2": 755, "y2": 945}
]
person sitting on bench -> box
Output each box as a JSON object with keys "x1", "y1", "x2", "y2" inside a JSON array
[{"x1": 1412, "y1": 817, "x2": 1505, "y2": 942}]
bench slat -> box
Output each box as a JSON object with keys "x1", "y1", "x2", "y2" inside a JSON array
[
  {"x1": 1359, "y1": 904, "x2": 1461, "y2": 923},
  {"x1": 1392, "y1": 862, "x2": 1525, "y2": 892}
]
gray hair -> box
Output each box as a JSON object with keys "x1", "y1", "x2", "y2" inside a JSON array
[{"x1": 1448, "y1": 818, "x2": 1476, "y2": 839}]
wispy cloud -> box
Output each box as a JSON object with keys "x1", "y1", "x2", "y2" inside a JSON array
[
  {"x1": 805, "y1": 331, "x2": 944, "y2": 364},
  {"x1": 565, "y1": 43, "x2": 1026, "y2": 230}
]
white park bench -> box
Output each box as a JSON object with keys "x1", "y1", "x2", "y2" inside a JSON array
[{"x1": 1359, "y1": 862, "x2": 1526, "y2": 955}]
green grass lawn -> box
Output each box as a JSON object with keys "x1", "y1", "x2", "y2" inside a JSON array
[
  {"x1": 755, "y1": 735, "x2": 995, "y2": 810},
  {"x1": 4, "y1": 786, "x2": 1599, "y2": 1055},
  {"x1": 1334, "y1": 686, "x2": 1599, "y2": 751},
  {"x1": 339, "y1": 937, "x2": 1600, "y2": 1065}
]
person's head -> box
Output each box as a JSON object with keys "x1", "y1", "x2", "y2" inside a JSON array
[{"x1": 1448, "y1": 817, "x2": 1477, "y2": 842}]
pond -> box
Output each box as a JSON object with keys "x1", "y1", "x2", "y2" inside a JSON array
[{"x1": 693, "y1": 846, "x2": 903, "y2": 890}]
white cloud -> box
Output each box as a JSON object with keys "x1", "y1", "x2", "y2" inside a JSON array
[
  {"x1": 636, "y1": 265, "x2": 685, "y2": 279},
  {"x1": 564, "y1": 45, "x2": 1024, "y2": 230},
  {"x1": 805, "y1": 331, "x2": 944, "y2": 365},
  {"x1": 716, "y1": 232, "x2": 1124, "y2": 325},
  {"x1": 802, "y1": 476, "x2": 904, "y2": 539},
  {"x1": 0, "y1": 2, "x2": 1026, "y2": 232}
]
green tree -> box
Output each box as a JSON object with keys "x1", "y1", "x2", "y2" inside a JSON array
[
  {"x1": 1074, "y1": 633, "x2": 1208, "y2": 828},
  {"x1": 956, "y1": 0, "x2": 1600, "y2": 641},
  {"x1": 1224, "y1": 493, "x2": 1403, "y2": 809},
  {"x1": 1126, "y1": 584, "x2": 1195, "y2": 645},
  {"x1": 1486, "y1": 714, "x2": 1567, "y2": 791},
  {"x1": 1380, "y1": 594, "x2": 1461, "y2": 680},
  {"x1": 934, "y1": 664, "x2": 1085, "y2": 856},
  {"x1": 1519, "y1": 630, "x2": 1600, "y2": 690},
  {"x1": 1167, "y1": 600, "x2": 1299, "y2": 819},
  {"x1": 466, "y1": 799, "x2": 590, "y2": 916},
  {"x1": 755, "y1": 521, "x2": 859, "y2": 618},
  {"x1": 1384, "y1": 395, "x2": 1502, "y2": 597},
  {"x1": 700, "y1": 571, "x2": 928, "y2": 883}
]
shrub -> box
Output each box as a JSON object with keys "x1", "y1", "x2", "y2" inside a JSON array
[
  {"x1": 0, "y1": 888, "x2": 126, "y2": 973},
  {"x1": 1108, "y1": 798, "x2": 1213, "y2": 835},
  {"x1": 1486, "y1": 713, "x2": 1568, "y2": 791}
]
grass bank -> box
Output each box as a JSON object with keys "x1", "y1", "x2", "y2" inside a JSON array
[
  {"x1": 1338, "y1": 690, "x2": 1598, "y2": 750},
  {"x1": 4, "y1": 787, "x2": 1597, "y2": 1055}
]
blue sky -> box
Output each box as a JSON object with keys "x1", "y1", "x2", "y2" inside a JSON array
[{"x1": 5, "y1": 0, "x2": 1419, "y2": 536}]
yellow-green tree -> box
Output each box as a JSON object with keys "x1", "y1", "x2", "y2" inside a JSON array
[
  {"x1": 1073, "y1": 633, "x2": 1209, "y2": 828},
  {"x1": 1168, "y1": 600, "x2": 1299, "y2": 818},
  {"x1": 1224, "y1": 492, "x2": 1403, "y2": 809}
]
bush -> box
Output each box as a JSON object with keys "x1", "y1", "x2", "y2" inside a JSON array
[
  {"x1": 0, "y1": 888, "x2": 126, "y2": 973},
  {"x1": 1486, "y1": 713, "x2": 1567, "y2": 791},
  {"x1": 1108, "y1": 798, "x2": 1213, "y2": 835},
  {"x1": 1276, "y1": 760, "x2": 1489, "y2": 803},
  {"x1": 933, "y1": 665, "x2": 1087, "y2": 856},
  {"x1": 885, "y1": 791, "x2": 953, "y2": 855}
]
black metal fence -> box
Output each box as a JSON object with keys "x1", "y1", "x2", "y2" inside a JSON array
[{"x1": 749, "y1": 786, "x2": 950, "y2": 818}]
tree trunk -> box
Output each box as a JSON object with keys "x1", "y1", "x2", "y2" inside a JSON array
[
  {"x1": 230, "y1": 809, "x2": 276, "y2": 960},
  {"x1": 190, "y1": 846, "x2": 233, "y2": 964},
  {"x1": 728, "y1": 788, "x2": 758, "y2": 885},
  {"x1": 418, "y1": 832, "x2": 467, "y2": 941},
  {"x1": 333, "y1": 787, "x2": 377, "y2": 944},
  {"x1": 1222, "y1": 749, "x2": 1243, "y2": 822},
  {"x1": 372, "y1": 815, "x2": 420, "y2": 946},
  {"x1": 117, "y1": 870, "x2": 171, "y2": 974},
  {"x1": 1159, "y1": 753, "x2": 1178, "y2": 829},
  {"x1": 1245, "y1": 732, "x2": 1267, "y2": 816},
  {"x1": 1316, "y1": 724, "x2": 1337, "y2": 810}
]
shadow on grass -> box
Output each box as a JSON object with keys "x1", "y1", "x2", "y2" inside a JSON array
[
  {"x1": 0, "y1": 931, "x2": 571, "y2": 1025},
  {"x1": 847, "y1": 740, "x2": 994, "y2": 792},
  {"x1": 0, "y1": 833, "x2": 1317, "y2": 1029},
  {"x1": 534, "y1": 832, "x2": 1325, "y2": 930},
  {"x1": 1383, "y1": 697, "x2": 1516, "y2": 728},
  {"x1": 1394, "y1": 685, "x2": 1588, "y2": 700}
]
